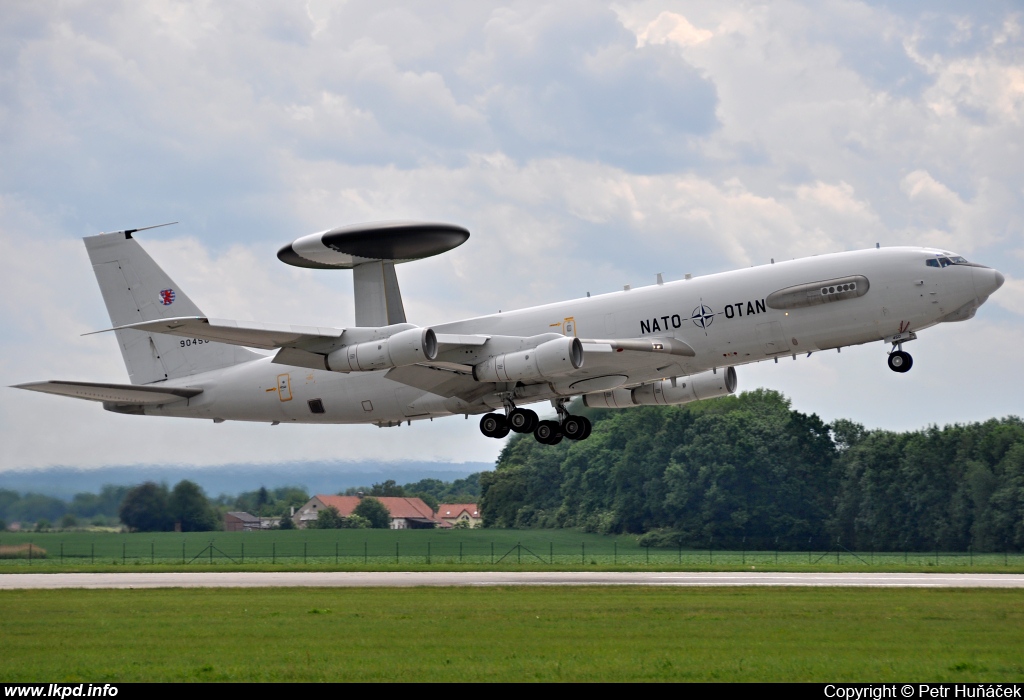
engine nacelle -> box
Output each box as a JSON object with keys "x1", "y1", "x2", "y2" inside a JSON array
[
  {"x1": 631, "y1": 367, "x2": 737, "y2": 405},
  {"x1": 581, "y1": 388, "x2": 635, "y2": 409},
  {"x1": 473, "y1": 337, "x2": 583, "y2": 383},
  {"x1": 583, "y1": 367, "x2": 737, "y2": 408},
  {"x1": 326, "y1": 327, "x2": 437, "y2": 372}
]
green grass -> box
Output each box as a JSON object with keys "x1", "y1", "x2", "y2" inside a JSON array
[
  {"x1": 1, "y1": 587, "x2": 1022, "y2": 681},
  {"x1": 1, "y1": 529, "x2": 1022, "y2": 573}
]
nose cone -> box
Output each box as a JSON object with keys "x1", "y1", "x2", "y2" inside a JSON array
[{"x1": 974, "y1": 266, "x2": 1005, "y2": 299}]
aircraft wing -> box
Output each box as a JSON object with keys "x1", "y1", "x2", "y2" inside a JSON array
[
  {"x1": 385, "y1": 364, "x2": 494, "y2": 400},
  {"x1": 92, "y1": 316, "x2": 345, "y2": 353},
  {"x1": 384, "y1": 335, "x2": 697, "y2": 401},
  {"x1": 12, "y1": 381, "x2": 202, "y2": 405}
]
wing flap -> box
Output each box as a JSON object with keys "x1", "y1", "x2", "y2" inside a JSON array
[
  {"x1": 434, "y1": 333, "x2": 490, "y2": 348},
  {"x1": 13, "y1": 381, "x2": 202, "y2": 405},
  {"x1": 272, "y1": 347, "x2": 330, "y2": 371}
]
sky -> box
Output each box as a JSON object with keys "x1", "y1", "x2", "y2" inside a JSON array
[{"x1": 1, "y1": 0, "x2": 1022, "y2": 472}]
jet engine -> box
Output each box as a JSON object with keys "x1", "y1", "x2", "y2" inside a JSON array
[
  {"x1": 583, "y1": 367, "x2": 737, "y2": 408},
  {"x1": 473, "y1": 337, "x2": 583, "y2": 383},
  {"x1": 326, "y1": 326, "x2": 437, "y2": 372}
]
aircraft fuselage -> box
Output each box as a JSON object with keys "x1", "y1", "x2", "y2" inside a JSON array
[{"x1": 140, "y1": 246, "x2": 1002, "y2": 426}]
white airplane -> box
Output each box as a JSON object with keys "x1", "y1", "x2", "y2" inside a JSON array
[{"x1": 14, "y1": 222, "x2": 1005, "y2": 445}]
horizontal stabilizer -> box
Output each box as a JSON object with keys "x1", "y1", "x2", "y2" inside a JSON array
[
  {"x1": 92, "y1": 316, "x2": 345, "y2": 353},
  {"x1": 13, "y1": 381, "x2": 202, "y2": 405}
]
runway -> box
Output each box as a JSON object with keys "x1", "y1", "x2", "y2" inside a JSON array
[{"x1": 2, "y1": 571, "x2": 1024, "y2": 589}]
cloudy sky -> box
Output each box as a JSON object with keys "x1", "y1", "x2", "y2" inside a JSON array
[{"x1": 1, "y1": 0, "x2": 1022, "y2": 472}]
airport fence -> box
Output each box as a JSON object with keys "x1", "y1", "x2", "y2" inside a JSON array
[{"x1": 0, "y1": 530, "x2": 1022, "y2": 569}]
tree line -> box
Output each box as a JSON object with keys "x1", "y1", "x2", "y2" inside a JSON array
[
  {"x1": 1, "y1": 476, "x2": 483, "y2": 533},
  {"x1": 480, "y1": 390, "x2": 1024, "y2": 552},
  {"x1": 0, "y1": 485, "x2": 128, "y2": 531}
]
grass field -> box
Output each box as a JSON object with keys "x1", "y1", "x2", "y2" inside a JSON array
[
  {"x1": 2, "y1": 529, "x2": 1022, "y2": 572},
  {"x1": 1, "y1": 587, "x2": 1022, "y2": 681}
]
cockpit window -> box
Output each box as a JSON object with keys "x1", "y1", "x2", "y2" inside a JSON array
[{"x1": 926, "y1": 255, "x2": 969, "y2": 268}]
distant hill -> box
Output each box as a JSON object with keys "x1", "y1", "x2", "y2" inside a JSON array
[{"x1": 0, "y1": 461, "x2": 492, "y2": 500}]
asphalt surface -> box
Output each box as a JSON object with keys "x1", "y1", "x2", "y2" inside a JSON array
[{"x1": 2, "y1": 571, "x2": 1024, "y2": 589}]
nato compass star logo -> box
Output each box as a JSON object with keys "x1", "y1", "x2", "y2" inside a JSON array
[{"x1": 691, "y1": 302, "x2": 716, "y2": 334}]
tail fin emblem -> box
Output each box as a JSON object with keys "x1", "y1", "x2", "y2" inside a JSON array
[{"x1": 159, "y1": 289, "x2": 176, "y2": 306}]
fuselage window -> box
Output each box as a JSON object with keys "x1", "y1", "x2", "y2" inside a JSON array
[{"x1": 820, "y1": 282, "x2": 857, "y2": 296}]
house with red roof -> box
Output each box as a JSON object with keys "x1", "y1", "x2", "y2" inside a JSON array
[
  {"x1": 437, "y1": 503, "x2": 482, "y2": 529},
  {"x1": 293, "y1": 494, "x2": 446, "y2": 529}
]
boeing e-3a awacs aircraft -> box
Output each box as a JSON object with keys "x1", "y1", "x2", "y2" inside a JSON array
[{"x1": 15, "y1": 222, "x2": 1005, "y2": 445}]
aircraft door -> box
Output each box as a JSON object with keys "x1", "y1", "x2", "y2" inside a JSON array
[
  {"x1": 756, "y1": 321, "x2": 787, "y2": 356},
  {"x1": 277, "y1": 374, "x2": 293, "y2": 401}
]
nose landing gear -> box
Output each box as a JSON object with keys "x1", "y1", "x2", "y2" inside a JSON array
[
  {"x1": 887, "y1": 350, "x2": 913, "y2": 373},
  {"x1": 885, "y1": 331, "x2": 917, "y2": 374}
]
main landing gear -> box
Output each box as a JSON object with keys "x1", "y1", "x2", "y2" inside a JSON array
[{"x1": 478, "y1": 399, "x2": 592, "y2": 445}]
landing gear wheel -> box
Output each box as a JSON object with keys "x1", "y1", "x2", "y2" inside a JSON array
[
  {"x1": 479, "y1": 413, "x2": 510, "y2": 438},
  {"x1": 534, "y1": 420, "x2": 562, "y2": 445},
  {"x1": 508, "y1": 408, "x2": 539, "y2": 434},
  {"x1": 887, "y1": 351, "x2": 913, "y2": 373},
  {"x1": 579, "y1": 417, "x2": 593, "y2": 440},
  {"x1": 562, "y1": 415, "x2": 592, "y2": 441}
]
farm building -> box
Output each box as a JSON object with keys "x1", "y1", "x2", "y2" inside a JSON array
[
  {"x1": 294, "y1": 495, "x2": 445, "y2": 529},
  {"x1": 437, "y1": 504, "x2": 482, "y2": 528},
  {"x1": 224, "y1": 511, "x2": 277, "y2": 531}
]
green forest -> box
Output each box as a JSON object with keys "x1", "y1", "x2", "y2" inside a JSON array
[{"x1": 480, "y1": 390, "x2": 1024, "y2": 552}]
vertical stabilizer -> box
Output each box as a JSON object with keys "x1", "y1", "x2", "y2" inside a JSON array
[{"x1": 84, "y1": 232, "x2": 262, "y2": 384}]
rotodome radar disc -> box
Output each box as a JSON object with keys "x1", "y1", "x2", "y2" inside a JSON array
[{"x1": 278, "y1": 221, "x2": 470, "y2": 269}]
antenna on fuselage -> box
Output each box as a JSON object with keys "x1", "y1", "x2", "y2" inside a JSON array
[{"x1": 103, "y1": 221, "x2": 179, "y2": 238}]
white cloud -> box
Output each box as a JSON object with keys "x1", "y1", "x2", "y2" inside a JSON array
[{"x1": 632, "y1": 11, "x2": 713, "y2": 48}]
